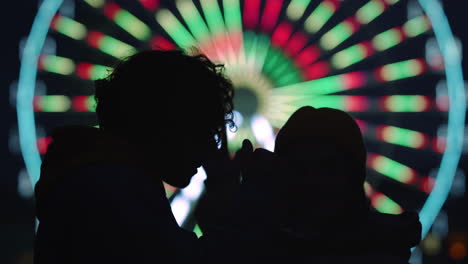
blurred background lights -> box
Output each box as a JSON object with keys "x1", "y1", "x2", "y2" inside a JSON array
[{"x1": 16, "y1": 0, "x2": 466, "y2": 251}]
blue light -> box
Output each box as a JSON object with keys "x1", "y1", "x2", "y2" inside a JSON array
[
  {"x1": 417, "y1": 0, "x2": 466, "y2": 239},
  {"x1": 17, "y1": 0, "x2": 64, "y2": 185}
]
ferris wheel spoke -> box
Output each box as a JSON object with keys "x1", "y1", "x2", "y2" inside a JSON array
[
  {"x1": 272, "y1": 58, "x2": 429, "y2": 96},
  {"x1": 318, "y1": 0, "x2": 402, "y2": 52},
  {"x1": 367, "y1": 153, "x2": 433, "y2": 194},
  {"x1": 329, "y1": 15, "x2": 432, "y2": 70},
  {"x1": 50, "y1": 14, "x2": 136, "y2": 59},
  {"x1": 82, "y1": 0, "x2": 153, "y2": 42},
  {"x1": 364, "y1": 182, "x2": 403, "y2": 214},
  {"x1": 38, "y1": 54, "x2": 113, "y2": 81},
  {"x1": 303, "y1": 0, "x2": 341, "y2": 34}
]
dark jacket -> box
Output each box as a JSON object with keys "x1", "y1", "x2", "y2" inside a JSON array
[
  {"x1": 33, "y1": 126, "x2": 199, "y2": 264},
  {"x1": 270, "y1": 210, "x2": 421, "y2": 264}
]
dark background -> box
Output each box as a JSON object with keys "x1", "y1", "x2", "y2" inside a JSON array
[{"x1": 1, "y1": 1, "x2": 467, "y2": 263}]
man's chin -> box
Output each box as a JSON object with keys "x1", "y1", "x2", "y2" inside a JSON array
[{"x1": 162, "y1": 170, "x2": 196, "y2": 188}]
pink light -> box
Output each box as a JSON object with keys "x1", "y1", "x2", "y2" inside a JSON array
[
  {"x1": 72, "y1": 96, "x2": 90, "y2": 112},
  {"x1": 345, "y1": 17, "x2": 361, "y2": 31},
  {"x1": 284, "y1": 31, "x2": 308, "y2": 57},
  {"x1": 86, "y1": 31, "x2": 105, "y2": 48},
  {"x1": 260, "y1": 0, "x2": 283, "y2": 32},
  {"x1": 103, "y1": 2, "x2": 121, "y2": 19},
  {"x1": 346, "y1": 96, "x2": 369, "y2": 112},
  {"x1": 294, "y1": 45, "x2": 321, "y2": 68},
  {"x1": 37, "y1": 137, "x2": 53, "y2": 155},
  {"x1": 342, "y1": 72, "x2": 368, "y2": 89},
  {"x1": 243, "y1": 0, "x2": 261, "y2": 29},
  {"x1": 271, "y1": 22, "x2": 293, "y2": 47},
  {"x1": 354, "y1": 119, "x2": 368, "y2": 133},
  {"x1": 150, "y1": 35, "x2": 176, "y2": 50},
  {"x1": 50, "y1": 14, "x2": 61, "y2": 31},
  {"x1": 76, "y1": 62, "x2": 93, "y2": 79},
  {"x1": 304, "y1": 61, "x2": 330, "y2": 80},
  {"x1": 327, "y1": 0, "x2": 340, "y2": 10},
  {"x1": 433, "y1": 137, "x2": 446, "y2": 153},
  {"x1": 37, "y1": 55, "x2": 46, "y2": 70},
  {"x1": 360, "y1": 41, "x2": 374, "y2": 57},
  {"x1": 420, "y1": 176, "x2": 435, "y2": 193},
  {"x1": 139, "y1": 0, "x2": 159, "y2": 11},
  {"x1": 33, "y1": 96, "x2": 42, "y2": 112}
]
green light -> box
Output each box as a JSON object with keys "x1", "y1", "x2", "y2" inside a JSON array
[
  {"x1": 37, "y1": 95, "x2": 71, "y2": 112},
  {"x1": 373, "y1": 194, "x2": 403, "y2": 214},
  {"x1": 114, "y1": 9, "x2": 152, "y2": 41},
  {"x1": 380, "y1": 126, "x2": 426, "y2": 148},
  {"x1": 263, "y1": 47, "x2": 302, "y2": 87},
  {"x1": 403, "y1": 15, "x2": 431, "y2": 37},
  {"x1": 99, "y1": 35, "x2": 137, "y2": 59},
  {"x1": 200, "y1": 0, "x2": 225, "y2": 35},
  {"x1": 156, "y1": 9, "x2": 196, "y2": 49},
  {"x1": 53, "y1": 16, "x2": 87, "y2": 40},
  {"x1": 286, "y1": 0, "x2": 312, "y2": 21},
  {"x1": 90, "y1": 65, "x2": 112, "y2": 80},
  {"x1": 40, "y1": 55, "x2": 75, "y2": 75},
  {"x1": 356, "y1": 0, "x2": 386, "y2": 24},
  {"x1": 372, "y1": 28, "x2": 403, "y2": 51},
  {"x1": 302, "y1": 95, "x2": 347, "y2": 110},
  {"x1": 274, "y1": 74, "x2": 346, "y2": 96},
  {"x1": 379, "y1": 59, "x2": 425, "y2": 81},
  {"x1": 384, "y1": 95, "x2": 429, "y2": 112},
  {"x1": 86, "y1": 96, "x2": 96, "y2": 112},
  {"x1": 304, "y1": 1, "x2": 335, "y2": 33},
  {"x1": 320, "y1": 22, "x2": 353, "y2": 50},
  {"x1": 176, "y1": 0, "x2": 210, "y2": 42},
  {"x1": 371, "y1": 155, "x2": 415, "y2": 183},
  {"x1": 83, "y1": 0, "x2": 105, "y2": 8},
  {"x1": 223, "y1": 0, "x2": 242, "y2": 32},
  {"x1": 254, "y1": 34, "x2": 271, "y2": 70},
  {"x1": 331, "y1": 44, "x2": 368, "y2": 69},
  {"x1": 193, "y1": 224, "x2": 203, "y2": 238}
]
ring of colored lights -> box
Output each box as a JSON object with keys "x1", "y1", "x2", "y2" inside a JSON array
[{"x1": 17, "y1": 0, "x2": 465, "y2": 239}]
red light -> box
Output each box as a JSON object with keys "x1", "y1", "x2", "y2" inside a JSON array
[
  {"x1": 260, "y1": 0, "x2": 283, "y2": 32},
  {"x1": 50, "y1": 14, "x2": 61, "y2": 30},
  {"x1": 284, "y1": 31, "x2": 308, "y2": 57},
  {"x1": 294, "y1": 45, "x2": 321, "y2": 67},
  {"x1": 346, "y1": 96, "x2": 369, "y2": 112},
  {"x1": 361, "y1": 41, "x2": 375, "y2": 57},
  {"x1": 72, "y1": 96, "x2": 91, "y2": 112},
  {"x1": 76, "y1": 63, "x2": 93, "y2": 79},
  {"x1": 271, "y1": 22, "x2": 293, "y2": 47},
  {"x1": 37, "y1": 55, "x2": 46, "y2": 70},
  {"x1": 139, "y1": 0, "x2": 159, "y2": 11},
  {"x1": 103, "y1": 2, "x2": 121, "y2": 20},
  {"x1": 354, "y1": 119, "x2": 368, "y2": 133},
  {"x1": 37, "y1": 137, "x2": 53, "y2": 155},
  {"x1": 342, "y1": 71, "x2": 368, "y2": 89},
  {"x1": 243, "y1": 0, "x2": 261, "y2": 29},
  {"x1": 86, "y1": 31, "x2": 105, "y2": 48},
  {"x1": 33, "y1": 96, "x2": 42, "y2": 112},
  {"x1": 150, "y1": 36, "x2": 176, "y2": 50},
  {"x1": 420, "y1": 176, "x2": 435, "y2": 193},
  {"x1": 327, "y1": 0, "x2": 340, "y2": 10},
  {"x1": 346, "y1": 17, "x2": 361, "y2": 31},
  {"x1": 304, "y1": 61, "x2": 330, "y2": 80}
]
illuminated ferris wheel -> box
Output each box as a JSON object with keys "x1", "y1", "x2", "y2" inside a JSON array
[{"x1": 18, "y1": 0, "x2": 465, "y2": 239}]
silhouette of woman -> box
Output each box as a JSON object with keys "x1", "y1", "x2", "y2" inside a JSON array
[{"x1": 273, "y1": 106, "x2": 422, "y2": 263}]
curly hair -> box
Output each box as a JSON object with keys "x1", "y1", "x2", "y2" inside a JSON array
[{"x1": 94, "y1": 49, "x2": 235, "y2": 144}]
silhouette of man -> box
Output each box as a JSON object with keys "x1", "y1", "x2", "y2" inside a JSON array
[{"x1": 33, "y1": 49, "x2": 235, "y2": 264}]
